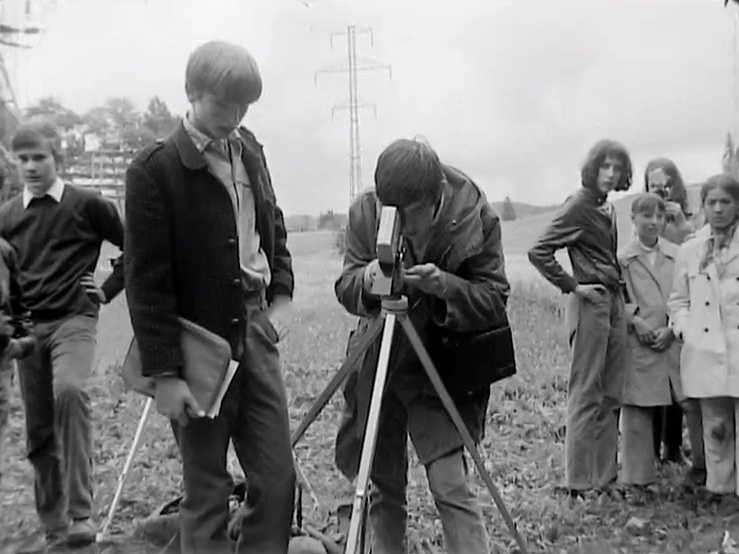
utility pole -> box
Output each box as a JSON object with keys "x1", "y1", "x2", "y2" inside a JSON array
[
  {"x1": 315, "y1": 24, "x2": 391, "y2": 203},
  {"x1": 0, "y1": 0, "x2": 54, "y2": 114}
]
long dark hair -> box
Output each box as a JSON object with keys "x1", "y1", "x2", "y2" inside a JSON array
[
  {"x1": 580, "y1": 139, "x2": 632, "y2": 192},
  {"x1": 644, "y1": 158, "x2": 689, "y2": 215}
]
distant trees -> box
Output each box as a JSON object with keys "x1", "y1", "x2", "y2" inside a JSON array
[
  {"x1": 23, "y1": 95, "x2": 180, "y2": 155},
  {"x1": 317, "y1": 210, "x2": 347, "y2": 231}
]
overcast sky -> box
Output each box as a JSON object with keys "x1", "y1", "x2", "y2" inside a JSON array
[{"x1": 4, "y1": 0, "x2": 738, "y2": 215}]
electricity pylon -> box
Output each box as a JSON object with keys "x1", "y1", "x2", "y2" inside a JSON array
[{"x1": 315, "y1": 24, "x2": 391, "y2": 203}]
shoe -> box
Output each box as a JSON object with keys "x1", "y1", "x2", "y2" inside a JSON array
[
  {"x1": 619, "y1": 484, "x2": 658, "y2": 505},
  {"x1": 663, "y1": 450, "x2": 688, "y2": 465},
  {"x1": 67, "y1": 518, "x2": 97, "y2": 546},
  {"x1": 684, "y1": 467, "x2": 707, "y2": 490},
  {"x1": 15, "y1": 528, "x2": 67, "y2": 554},
  {"x1": 553, "y1": 484, "x2": 601, "y2": 500}
]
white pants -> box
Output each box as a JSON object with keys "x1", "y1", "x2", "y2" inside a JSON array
[{"x1": 700, "y1": 397, "x2": 739, "y2": 495}]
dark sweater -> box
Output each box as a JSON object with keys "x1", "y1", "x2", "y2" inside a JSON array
[
  {"x1": 0, "y1": 185, "x2": 125, "y2": 321},
  {"x1": 528, "y1": 187, "x2": 621, "y2": 293}
]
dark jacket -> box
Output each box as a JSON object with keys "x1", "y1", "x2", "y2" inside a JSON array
[
  {"x1": 124, "y1": 123, "x2": 294, "y2": 377},
  {"x1": 527, "y1": 186, "x2": 621, "y2": 293},
  {"x1": 336, "y1": 166, "x2": 510, "y2": 334}
]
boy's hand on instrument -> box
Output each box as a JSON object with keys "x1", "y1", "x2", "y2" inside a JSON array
[
  {"x1": 154, "y1": 377, "x2": 204, "y2": 425},
  {"x1": 403, "y1": 263, "x2": 447, "y2": 297},
  {"x1": 632, "y1": 316, "x2": 656, "y2": 345}
]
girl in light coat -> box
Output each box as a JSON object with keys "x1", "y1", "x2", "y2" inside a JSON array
[
  {"x1": 669, "y1": 174, "x2": 739, "y2": 498},
  {"x1": 619, "y1": 193, "x2": 682, "y2": 488}
]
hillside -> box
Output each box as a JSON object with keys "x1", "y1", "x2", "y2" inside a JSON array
[{"x1": 490, "y1": 200, "x2": 560, "y2": 220}]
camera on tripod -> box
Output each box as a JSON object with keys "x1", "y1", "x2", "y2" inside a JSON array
[{"x1": 366, "y1": 206, "x2": 405, "y2": 297}]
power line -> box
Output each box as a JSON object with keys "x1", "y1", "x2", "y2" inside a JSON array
[{"x1": 315, "y1": 24, "x2": 391, "y2": 204}]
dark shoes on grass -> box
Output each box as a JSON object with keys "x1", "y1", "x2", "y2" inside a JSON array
[{"x1": 15, "y1": 518, "x2": 96, "y2": 553}]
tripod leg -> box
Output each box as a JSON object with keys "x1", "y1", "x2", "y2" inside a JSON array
[
  {"x1": 96, "y1": 396, "x2": 153, "y2": 542},
  {"x1": 291, "y1": 317, "x2": 384, "y2": 448},
  {"x1": 399, "y1": 318, "x2": 529, "y2": 554},
  {"x1": 346, "y1": 313, "x2": 397, "y2": 554}
]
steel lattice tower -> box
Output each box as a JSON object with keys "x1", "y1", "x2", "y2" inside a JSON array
[{"x1": 315, "y1": 24, "x2": 391, "y2": 203}]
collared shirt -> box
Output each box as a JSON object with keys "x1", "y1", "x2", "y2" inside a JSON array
[
  {"x1": 636, "y1": 236, "x2": 660, "y2": 267},
  {"x1": 182, "y1": 114, "x2": 271, "y2": 295},
  {"x1": 22, "y1": 178, "x2": 65, "y2": 209}
]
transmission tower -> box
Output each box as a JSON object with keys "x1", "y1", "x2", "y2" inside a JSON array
[
  {"x1": 315, "y1": 24, "x2": 391, "y2": 203},
  {"x1": 0, "y1": 0, "x2": 56, "y2": 117}
]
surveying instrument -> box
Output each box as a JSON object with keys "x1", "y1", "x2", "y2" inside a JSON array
[{"x1": 290, "y1": 206, "x2": 529, "y2": 554}]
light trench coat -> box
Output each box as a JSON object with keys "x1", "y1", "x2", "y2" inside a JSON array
[
  {"x1": 668, "y1": 226, "x2": 739, "y2": 398},
  {"x1": 620, "y1": 238, "x2": 682, "y2": 406}
]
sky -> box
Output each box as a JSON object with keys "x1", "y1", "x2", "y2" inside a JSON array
[{"x1": 1, "y1": 0, "x2": 738, "y2": 216}]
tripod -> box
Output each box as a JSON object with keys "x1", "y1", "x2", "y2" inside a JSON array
[{"x1": 291, "y1": 295, "x2": 529, "y2": 554}]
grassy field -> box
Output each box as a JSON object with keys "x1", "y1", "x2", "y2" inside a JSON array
[{"x1": 1, "y1": 227, "x2": 738, "y2": 554}]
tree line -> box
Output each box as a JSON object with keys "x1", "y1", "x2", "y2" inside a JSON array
[{"x1": 0, "y1": 95, "x2": 180, "y2": 200}]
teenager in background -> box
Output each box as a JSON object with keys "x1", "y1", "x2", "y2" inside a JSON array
[
  {"x1": 0, "y1": 121, "x2": 124, "y2": 548},
  {"x1": 529, "y1": 139, "x2": 631, "y2": 497}
]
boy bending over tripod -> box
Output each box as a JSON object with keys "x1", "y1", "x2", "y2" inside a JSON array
[{"x1": 334, "y1": 138, "x2": 511, "y2": 554}]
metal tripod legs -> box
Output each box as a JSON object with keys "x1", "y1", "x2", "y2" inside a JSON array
[
  {"x1": 345, "y1": 305, "x2": 400, "y2": 553},
  {"x1": 292, "y1": 295, "x2": 528, "y2": 554}
]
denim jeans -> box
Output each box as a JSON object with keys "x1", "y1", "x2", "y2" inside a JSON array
[
  {"x1": 164, "y1": 303, "x2": 295, "y2": 554},
  {"x1": 565, "y1": 288, "x2": 626, "y2": 489},
  {"x1": 364, "y1": 374, "x2": 490, "y2": 554},
  {"x1": 17, "y1": 313, "x2": 98, "y2": 531},
  {"x1": 370, "y1": 447, "x2": 489, "y2": 554},
  {"x1": 620, "y1": 405, "x2": 659, "y2": 485}
]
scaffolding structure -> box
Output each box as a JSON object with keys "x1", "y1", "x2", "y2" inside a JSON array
[{"x1": 315, "y1": 24, "x2": 391, "y2": 203}]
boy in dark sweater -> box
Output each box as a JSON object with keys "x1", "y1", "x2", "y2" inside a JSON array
[
  {"x1": 0, "y1": 121, "x2": 124, "y2": 547},
  {"x1": 528, "y1": 139, "x2": 631, "y2": 496}
]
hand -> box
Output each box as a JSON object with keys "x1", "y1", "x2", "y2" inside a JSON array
[
  {"x1": 632, "y1": 316, "x2": 656, "y2": 346},
  {"x1": 80, "y1": 272, "x2": 106, "y2": 304},
  {"x1": 650, "y1": 326, "x2": 674, "y2": 352},
  {"x1": 573, "y1": 283, "x2": 606, "y2": 304},
  {"x1": 362, "y1": 259, "x2": 383, "y2": 294},
  {"x1": 403, "y1": 263, "x2": 447, "y2": 297},
  {"x1": 665, "y1": 202, "x2": 686, "y2": 224},
  {"x1": 0, "y1": 339, "x2": 22, "y2": 362},
  {"x1": 266, "y1": 295, "x2": 291, "y2": 340},
  {"x1": 154, "y1": 377, "x2": 204, "y2": 426},
  {"x1": 4, "y1": 337, "x2": 34, "y2": 359}
]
